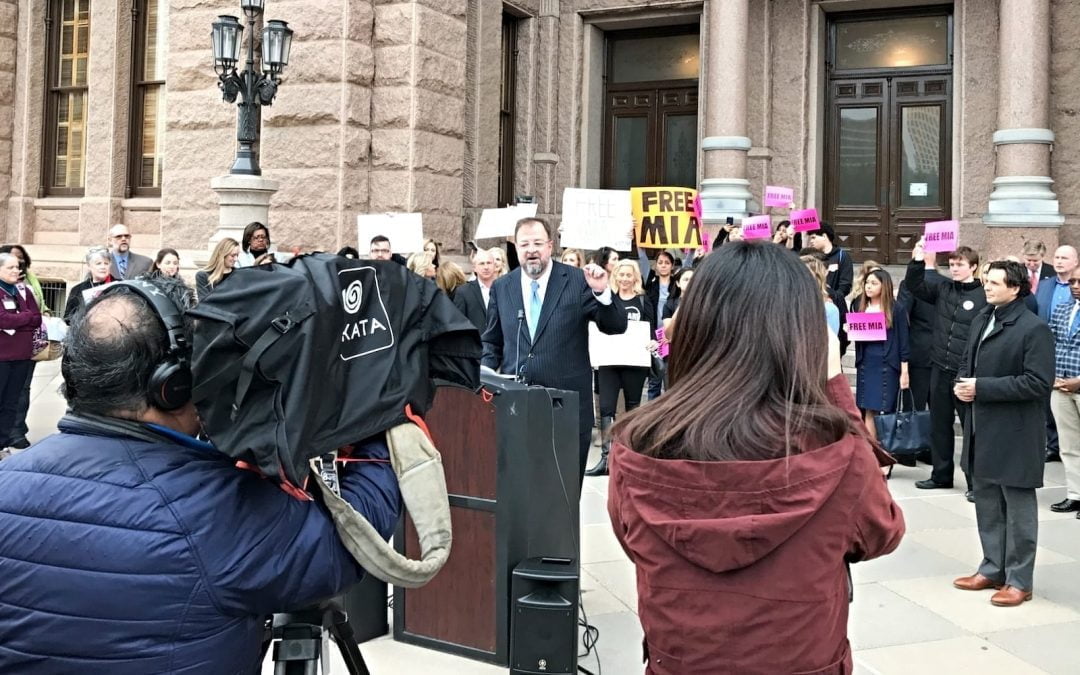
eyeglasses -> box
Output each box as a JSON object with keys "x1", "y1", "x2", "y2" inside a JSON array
[
  {"x1": 370, "y1": 248, "x2": 391, "y2": 255},
  {"x1": 111, "y1": 234, "x2": 132, "y2": 239}
]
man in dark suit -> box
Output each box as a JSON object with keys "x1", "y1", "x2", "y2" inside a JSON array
[
  {"x1": 1034, "y1": 245, "x2": 1078, "y2": 461},
  {"x1": 107, "y1": 224, "x2": 153, "y2": 280},
  {"x1": 952, "y1": 260, "x2": 1053, "y2": 607},
  {"x1": 482, "y1": 217, "x2": 627, "y2": 484},
  {"x1": 1022, "y1": 240, "x2": 1056, "y2": 296},
  {"x1": 453, "y1": 248, "x2": 496, "y2": 331}
]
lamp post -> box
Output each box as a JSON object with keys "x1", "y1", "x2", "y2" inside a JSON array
[{"x1": 211, "y1": 0, "x2": 293, "y2": 176}]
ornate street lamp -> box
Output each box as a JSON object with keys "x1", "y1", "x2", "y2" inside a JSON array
[{"x1": 211, "y1": 1, "x2": 293, "y2": 175}]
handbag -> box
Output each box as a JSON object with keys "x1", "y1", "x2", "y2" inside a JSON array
[
  {"x1": 31, "y1": 317, "x2": 64, "y2": 362},
  {"x1": 649, "y1": 353, "x2": 666, "y2": 381},
  {"x1": 30, "y1": 322, "x2": 48, "y2": 357},
  {"x1": 873, "y1": 388, "x2": 931, "y2": 455}
]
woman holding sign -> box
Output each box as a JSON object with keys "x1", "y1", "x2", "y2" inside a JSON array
[
  {"x1": 586, "y1": 259, "x2": 657, "y2": 477},
  {"x1": 607, "y1": 242, "x2": 903, "y2": 674},
  {"x1": 850, "y1": 269, "x2": 910, "y2": 441}
]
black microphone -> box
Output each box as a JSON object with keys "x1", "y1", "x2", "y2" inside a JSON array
[{"x1": 514, "y1": 309, "x2": 525, "y2": 382}]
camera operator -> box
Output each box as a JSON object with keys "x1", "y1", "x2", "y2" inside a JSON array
[{"x1": 0, "y1": 276, "x2": 401, "y2": 674}]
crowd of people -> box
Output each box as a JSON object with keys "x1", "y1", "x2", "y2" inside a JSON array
[{"x1": 1, "y1": 213, "x2": 1076, "y2": 672}]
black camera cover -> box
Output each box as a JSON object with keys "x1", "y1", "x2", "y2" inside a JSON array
[{"x1": 188, "y1": 253, "x2": 481, "y2": 490}]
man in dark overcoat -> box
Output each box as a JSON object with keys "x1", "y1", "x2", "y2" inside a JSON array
[{"x1": 952, "y1": 260, "x2": 1054, "y2": 607}]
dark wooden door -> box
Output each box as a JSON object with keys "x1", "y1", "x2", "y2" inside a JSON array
[
  {"x1": 603, "y1": 86, "x2": 698, "y2": 189},
  {"x1": 825, "y1": 75, "x2": 951, "y2": 263}
]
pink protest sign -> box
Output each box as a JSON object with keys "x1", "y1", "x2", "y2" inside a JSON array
[
  {"x1": 923, "y1": 220, "x2": 959, "y2": 253},
  {"x1": 693, "y1": 194, "x2": 702, "y2": 221},
  {"x1": 763, "y1": 186, "x2": 794, "y2": 208},
  {"x1": 791, "y1": 208, "x2": 820, "y2": 233},
  {"x1": 655, "y1": 328, "x2": 669, "y2": 358},
  {"x1": 701, "y1": 230, "x2": 712, "y2": 252},
  {"x1": 846, "y1": 312, "x2": 888, "y2": 342},
  {"x1": 742, "y1": 215, "x2": 772, "y2": 240}
]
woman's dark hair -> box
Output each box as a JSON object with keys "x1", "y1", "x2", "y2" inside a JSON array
[
  {"x1": 655, "y1": 250, "x2": 678, "y2": 267},
  {"x1": 986, "y1": 259, "x2": 1031, "y2": 296},
  {"x1": 589, "y1": 247, "x2": 617, "y2": 267},
  {"x1": 337, "y1": 246, "x2": 360, "y2": 259},
  {"x1": 241, "y1": 221, "x2": 269, "y2": 254},
  {"x1": 616, "y1": 241, "x2": 855, "y2": 461},
  {"x1": 667, "y1": 267, "x2": 693, "y2": 302},
  {"x1": 150, "y1": 248, "x2": 181, "y2": 277},
  {"x1": 0, "y1": 244, "x2": 31, "y2": 269},
  {"x1": 857, "y1": 268, "x2": 896, "y2": 329}
]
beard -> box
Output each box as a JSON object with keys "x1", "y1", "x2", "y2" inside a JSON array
[{"x1": 524, "y1": 257, "x2": 545, "y2": 278}]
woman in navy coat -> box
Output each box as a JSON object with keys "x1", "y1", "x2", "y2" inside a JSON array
[{"x1": 851, "y1": 268, "x2": 910, "y2": 441}]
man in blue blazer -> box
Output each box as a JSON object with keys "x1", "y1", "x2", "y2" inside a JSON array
[
  {"x1": 482, "y1": 218, "x2": 627, "y2": 483},
  {"x1": 1034, "y1": 245, "x2": 1078, "y2": 461}
]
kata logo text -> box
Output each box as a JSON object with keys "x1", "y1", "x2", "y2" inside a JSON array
[{"x1": 337, "y1": 267, "x2": 394, "y2": 360}]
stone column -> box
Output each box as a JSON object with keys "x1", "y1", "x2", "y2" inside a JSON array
[
  {"x1": 983, "y1": 0, "x2": 1063, "y2": 229},
  {"x1": 370, "y1": 0, "x2": 467, "y2": 250},
  {"x1": 0, "y1": 0, "x2": 17, "y2": 241},
  {"x1": 531, "y1": 0, "x2": 560, "y2": 215},
  {"x1": 699, "y1": 0, "x2": 754, "y2": 225}
]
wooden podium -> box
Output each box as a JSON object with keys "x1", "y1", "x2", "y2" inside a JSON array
[{"x1": 393, "y1": 374, "x2": 580, "y2": 664}]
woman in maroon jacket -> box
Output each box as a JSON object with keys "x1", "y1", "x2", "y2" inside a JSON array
[
  {"x1": 608, "y1": 242, "x2": 905, "y2": 675},
  {"x1": 0, "y1": 253, "x2": 42, "y2": 455}
]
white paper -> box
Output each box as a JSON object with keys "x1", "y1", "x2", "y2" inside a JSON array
[
  {"x1": 908, "y1": 183, "x2": 928, "y2": 197},
  {"x1": 82, "y1": 281, "x2": 117, "y2": 304},
  {"x1": 588, "y1": 320, "x2": 651, "y2": 368},
  {"x1": 473, "y1": 204, "x2": 539, "y2": 240},
  {"x1": 356, "y1": 213, "x2": 425, "y2": 254},
  {"x1": 43, "y1": 316, "x2": 68, "y2": 342},
  {"x1": 559, "y1": 188, "x2": 635, "y2": 251}
]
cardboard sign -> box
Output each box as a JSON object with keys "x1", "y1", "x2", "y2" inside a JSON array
[
  {"x1": 357, "y1": 213, "x2": 425, "y2": 253},
  {"x1": 474, "y1": 203, "x2": 539, "y2": 240},
  {"x1": 791, "y1": 208, "x2": 820, "y2": 233},
  {"x1": 559, "y1": 188, "x2": 634, "y2": 250},
  {"x1": 741, "y1": 215, "x2": 772, "y2": 240},
  {"x1": 632, "y1": 187, "x2": 701, "y2": 249},
  {"x1": 763, "y1": 186, "x2": 795, "y2": 208},
  {"x1": 588, "y1": 321, "x2": 652, "y2": 368},
  {"x1": 923, "y1": 219, "x2": 960, "y2": 253},
  {"x1": 846, "y1": 312, "x2": 888, "y2": 342},
  {"x1": 655, "y1": 328, "x2": 669, "y2": 358}
]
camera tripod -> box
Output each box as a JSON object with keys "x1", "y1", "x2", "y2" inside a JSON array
[{"x1": 263, "y1": 598, "x2": 371, "y2": 675}]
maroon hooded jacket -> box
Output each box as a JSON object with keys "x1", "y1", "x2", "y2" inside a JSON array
[{"x1": 608, "y1": 375, "x2": 904, "y2": 674}]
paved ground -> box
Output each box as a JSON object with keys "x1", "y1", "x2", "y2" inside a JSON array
[{"x1": 21, "y1": 359, "x2": 1080, "y2": 675}]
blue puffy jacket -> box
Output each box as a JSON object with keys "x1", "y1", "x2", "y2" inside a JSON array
[{"x1": 0, "y1": 416, "x2": 400, "y2": 674}]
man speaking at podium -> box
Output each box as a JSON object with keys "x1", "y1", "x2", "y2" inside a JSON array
[{"x1": 482, "y1": 217, "x2": 627, "y2": 483}]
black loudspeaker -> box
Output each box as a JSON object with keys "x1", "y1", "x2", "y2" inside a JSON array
[
  {"x1": 510, "y1": 557, "x2": 579, "y2": 675},
  {"x1": 342, "y1": 572, "x2": 389, "y2": 643}
]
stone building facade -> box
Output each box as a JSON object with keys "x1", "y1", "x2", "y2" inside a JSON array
[{"x1": 1, "y1": 0, "x2": 1077, "y2": 282}]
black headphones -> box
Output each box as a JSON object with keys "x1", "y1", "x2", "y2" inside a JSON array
[{"x1": 97, "y1": 280, "x2": 193, "y2": 411}]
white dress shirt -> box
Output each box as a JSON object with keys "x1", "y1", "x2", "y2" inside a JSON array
[{"x1": 519, "y1": 261, "x2": 611, "y2": 313}]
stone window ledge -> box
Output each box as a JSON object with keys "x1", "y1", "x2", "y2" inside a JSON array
[
  {"x1": 121, "y1": 197, "x2": 162, "y2": 212},
  {"x1": 33, "y1": 197, "x2": 81, "y2": 210}
]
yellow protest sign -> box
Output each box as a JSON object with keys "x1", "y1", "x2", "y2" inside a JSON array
[{"x1": 631, "y1": 187, "x2": 701, "y2": 249}]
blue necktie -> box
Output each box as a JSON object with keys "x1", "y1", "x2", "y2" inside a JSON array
[
  {"x1": 118, "y1": 256, "x2": 127, "y2": 279},
  {"x1": 528, "y1": 280, "x2": 541, "y2": 339}
]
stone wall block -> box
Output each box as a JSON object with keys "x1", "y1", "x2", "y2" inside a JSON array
[
  {"x1": 367, "y1": 169, "x2": 411, "y2": 211},
  {"x1": 160, "y1": 169, "x2": 222, "y2": 210},
  {"x1": 346, "y1": 0, "x2": 376, "y2": 42},
  {"x1": 415, "y1": 47, "x2": 466, "y2": 97},
  {"x1": 272, "y1": 0, "x2": 345, "y2": 41},
  {"x1": 344, "y1": 82, "x2": 372, "y2": 126},
  {"x1": 160, "y1": 211, "x2": 221, "y2": 249},
  {"x1": 415, "y1": 88, "x2": 464, "y2": 137},
  {"x1": 414, "y1": 0, "x2": 466, "y2": 21},
  {"x1": 340, "y1": 166, "x2": 370, "y2": 212},
  {"x1": 420, "y1": 212, "x2": 462, "y2": 247},
  {"x1": 371, "y1": 86, "x2": 412, "y2": 128},
  {"x1": 168, "y1": 8, "x2": 232, "y2": 53},
  {"x1": 415, "y1": 5, "x2": 467, "y2": 62},
  {"x1": 373, "y1": 44, "x2": 413, "y2": 86},
  {"x1": 375, "y1": 3, "x2": 415, "y2": 47},
  {"x1": 412, "y1": 172, "x2": 464, "y2": 215},
  {"x1": 370, "y1": 128, "x2": 412, "y2": 171},
  {"x1": 270, "y1": 168, "x2": 341, "y2": 211},
  {"x1": 160, "y1": 128, "x2": 237, "y2": 172},
  {"x1": 169, "y1": 49, "x2": 223, "y2": 93},
  {"x1": 1052, "y1": 0, "x2": 1080, "y2": 216},
  {"x1": 282, "y1": 39, "x2": 346, "y2": 85},
  {"x1": 0, "y1": 3, "x2": 17, "y2": 38},
  {"x1": 165, "y1": 89, "x2": 234, "y2": 130},
  {"x1": 412, "y1": 130, "x2": 463, "y2": 177},
  {"x1": 263, "y1": 83, "x2": 345, "y2": 126},
  {"x1": 341, "y1": 125, "x2": 371, "y2": 169},
  {"x1": 345, "y1": 40, "x2": 376, "y2": 86},
  {"x1": 262, "y1": 124, "x2": 343, "y2": 168},
  {"x1": 268, "y1": 210, "x2": 340, "y2": 251}
]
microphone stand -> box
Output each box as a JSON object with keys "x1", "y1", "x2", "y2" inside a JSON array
[{"x1": 515, "y1": 309, "x2": 525, "y2": 383}]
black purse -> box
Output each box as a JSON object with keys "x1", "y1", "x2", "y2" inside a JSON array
[{"x1": 873, "y1": 388, "x2": 931, "y2": 455}]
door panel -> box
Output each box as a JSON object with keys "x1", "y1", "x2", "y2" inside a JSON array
[
  {"x1": 604, "y1": 86, "x2": 698, "y2": 189},
  {"x1": 825, "y1": 75, "x2": 951, "y2": 264}
]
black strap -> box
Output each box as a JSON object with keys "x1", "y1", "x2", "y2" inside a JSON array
[{"x1": 230, "y1": 310, "x2": 311, "y2": 421}]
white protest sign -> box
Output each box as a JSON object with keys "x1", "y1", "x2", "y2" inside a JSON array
[
  {"x1": 474, "y1": 203, "x2": 539, "y2": 240},
  {"x1": 588, "y1": 320, "x2": 651, "y2": 368},
  {"x1": 357, "y1": 213, "x2": 425, "y2": 253},
  {"x1": 559, "y1": 188, "x2": 634, "y2": 251}
]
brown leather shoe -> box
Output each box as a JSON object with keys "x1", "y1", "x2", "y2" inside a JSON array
[
  {"x1": 953, "y1": 573, "x2": 1004, "y2": 591},
  {"x1": 991, "y1": 585, "x2": 1032, "y2": 607}
]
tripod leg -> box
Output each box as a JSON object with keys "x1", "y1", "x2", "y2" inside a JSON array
[{"x1": 326, "y1": 612, "x2": 371, "y2": 675}]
